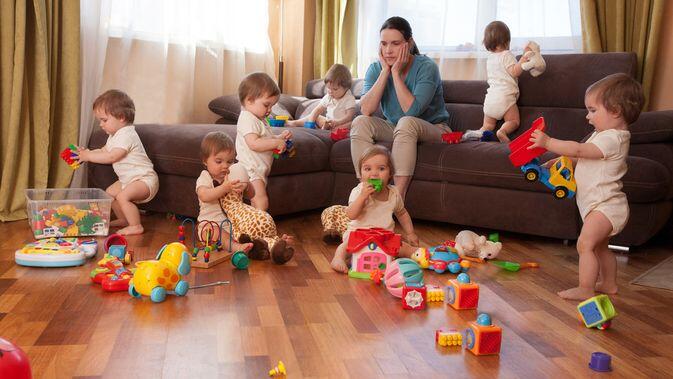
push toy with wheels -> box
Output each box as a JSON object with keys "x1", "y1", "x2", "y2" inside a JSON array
[{"x1": 129, "y1": 242, "x2": 191, "y2": 303}]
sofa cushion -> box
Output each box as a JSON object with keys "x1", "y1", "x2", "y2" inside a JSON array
[
  {"x1": 305, "y1": 79, "x2": 364, "y2": 99},
  {"x1": 208, "y1": 94, "x2": 303, "y2": 123}
]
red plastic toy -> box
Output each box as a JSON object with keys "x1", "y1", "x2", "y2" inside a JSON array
[
  {"x1": 465, "y1": 313, "x2": 502, "y2": 355},
  {"x1": 0, "y1": 338, "x2": 31, "y2": 379},
  {"x1": 331, "y1": 128, "x2": 350, "y2": 142},
  {"x1": 508, "y1": 117, "x2": 547, "y2": 166},
  {"x1": 441, "y1": 131, "x2": 464, "y2": 144},
  {"x1": 59, "y1": 144, "x2": 80, "y2": 170},
  {"x1": 90, "y1": 254, "x2": 134, "y2": 292},
  {"x1": 402, "y1": 283, "x2": 427, "y2": 310}
]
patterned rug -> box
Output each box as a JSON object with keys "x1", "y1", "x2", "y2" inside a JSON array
[{"x1": 631, "y1": 255, "x2": 673, "y2": 291}]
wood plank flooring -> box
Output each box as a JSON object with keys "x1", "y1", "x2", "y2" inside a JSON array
[{"x1": 1, "y1": 212, "x2": 672, "y2": 378}]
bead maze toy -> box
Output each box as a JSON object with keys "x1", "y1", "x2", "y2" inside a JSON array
[
  {"x1": 129, "y1": 242, "x2": 191, "y2": 303},
  {"x1": 383, "y1": 258, "x2": 424, "y2": 298},
  {"x1": 60, "y1": 144, "x2": 80, "y2": 169},
  {"x1": 436, "y1": 328, "x2": 462, "y2": 347},
  {"x1": 346, "y1": 228, "x2": 400, "y2": 280},
  {"x1": 15, "y1": 237, "x2": 97, "y2": 267},
  {"x1": 446, "y1": 273, "x2": 479, "y2": 310},
  {"x1": 273, "y1": 139, "x2": 296, "y2": 159},
  {"x1": 178, "y1": 218, "x2": 235, "y2": 268},
  {"x1": 465, "y1": 313, "x2": 502, "y2": 355},
  {"x1": 577, "y1": 294, "x2": 616, "y2": 330},
  {"x1": 508, "y1": 117, "x2": 576, "y2": 199},
  {"x1": 402, "y1": 283, "x2": 427, "y2": 310},
  {"x1": 90, "y1": 254, "x2": 134, "y2": 292}
]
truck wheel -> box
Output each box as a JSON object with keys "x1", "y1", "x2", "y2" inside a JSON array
[
  {"x1": 525, "y1": 169, "x2": 538, "y2": 182},
  {"x1": 554, "y1": 187, "x2": 568, "y2": 199}
]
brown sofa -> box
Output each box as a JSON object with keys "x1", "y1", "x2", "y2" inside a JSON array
[{"x1": 88, "y1": 53, "x2": 673, "y2": 246}]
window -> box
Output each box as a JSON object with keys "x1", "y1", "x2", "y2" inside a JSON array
[
  {"x1": 108, "y1": 0, "x2": 270, "y2": 53},
  {"x1": 357, "y1": 0, "x2": 582, "y2": 77}
]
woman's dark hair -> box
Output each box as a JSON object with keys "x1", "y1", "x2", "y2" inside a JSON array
[{"x1": 380, "y1": 16, "x2": 420, "y2": 55}]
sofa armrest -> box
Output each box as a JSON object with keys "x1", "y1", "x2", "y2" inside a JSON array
[{"x1": 630, "y1": 110, "x2": 673, "y2": 144}]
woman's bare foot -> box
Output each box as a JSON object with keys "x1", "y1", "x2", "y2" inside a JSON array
[
  {"x1": 496, "y1": 129, "x2": 510, "y2": 143},
  {"x1": 330, "y1": 256, "x2": 349, "y2": 273},
  {"x1": 117, "y1": 224, "x2": 144, "y2": 236},
  {"x1": 557, "y1": 286, "x2": 595, "y2": 300},
  {"x1": 110, "y1": 219, "x2": 129, "y2": 227},
  {"x1": 232, "y1": 242, "x2": 253, "y2": 254},
  {"x1": 595, "y1": 282, "x2": 618, "y2": 295}
]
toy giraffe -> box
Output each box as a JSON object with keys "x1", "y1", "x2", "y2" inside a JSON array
[
  {"x1": 218, "y1": 191, "x2": 294, "y2": 264},
  {"x1": 321, "y1": 205, "x2": 349, "y2": 243}
]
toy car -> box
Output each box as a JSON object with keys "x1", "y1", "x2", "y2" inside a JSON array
[{"x1": 520, "y1": 156, "x2": 576, "y2": 199}]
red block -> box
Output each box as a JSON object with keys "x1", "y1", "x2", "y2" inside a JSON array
[{"x1": 402, "y1": 284, "x2": 427, "y2": 310}]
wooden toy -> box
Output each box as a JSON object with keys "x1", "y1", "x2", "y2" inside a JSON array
[
  {"x1": 402, "y1": 283, "x2": 427, "y2": 310},
  {"x1": 347, "y1": 228, "x2": 400, "y2": 279},
  {"x1": 15, "y1": 238, "x2": 97, "y2": 267},
  {"x1": 129, "y1": 242, "x2": 191, "y2": 303},
  {"x1": 436, "y1": 328, "x2": 462, "y2": 346},
  {"x1": 578, "y1": 295, "x2": 616, "y2": 330},
  {"x1": 446, "y1": 273, "x2": 479, "y2": 310},
  {"x1": 178, "y1": 219, "x2": 235, "y2": 268},
  {"x1": 465, "y1": 313, "x2": 502, "y2": 355}
]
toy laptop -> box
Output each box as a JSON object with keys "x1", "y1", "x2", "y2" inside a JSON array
[{"x1": 15, "y1": 237, "x2": 97, "y2": 267}]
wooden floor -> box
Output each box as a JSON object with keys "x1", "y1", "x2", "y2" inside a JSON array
[{"x1": 1, "y1": 212, "x2": 673, "y2": 378}]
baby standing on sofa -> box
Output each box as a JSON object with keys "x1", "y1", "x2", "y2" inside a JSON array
[
  {"x1": 529, "y1": 73, "x2": 644, "y2": 300},
  {"x1": 195, "y1": 132, "x2": 255, "y2": 256},
  {"x1": 330, "y1": 145, "x2": 420, "y2": 273},
  {"x1": 480, "y1": 21, "x2": 532, "y2": 143},
  {"x1": 236, "y1": 72, "x2": 293, "y2": 211},
  {"x1": 77, "y1": 90, "x2": 158, "y2": 235},
  {"x1": 286, "y1": 63, "x2": 356, "y2": 130}
]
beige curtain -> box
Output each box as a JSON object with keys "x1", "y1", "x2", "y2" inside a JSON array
[
  {"x1": 0, "y1": 1, "x2": 80, "y2": 221},
  {"x1": 581, "y1": 0, "x2": 664, "y2": 109},
  {"x1": 314, "y1": 0, "x2": 358, "y2": 78}
]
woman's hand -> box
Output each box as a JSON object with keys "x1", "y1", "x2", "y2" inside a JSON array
[
  {"x1": 378, "y1": 47, "x2": 391, "y2": 72},
  {"x1": 391, "y1": 42, "x2": 409, "y2": 76},
  {"x1": 528, "y1": 129, "x2": 550, "y2": 150}
]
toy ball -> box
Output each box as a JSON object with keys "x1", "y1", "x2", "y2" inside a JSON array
[
  {"x1": 448, "y1": 261, "x2": 462, "y2": 274},
  {"x1": 231, "y1": 251, "x2": 249, "y2": 269},
  {"x1": 476, "y1": 313, "x2": 492, "y2": 326},
  {"x1": 228, "y1": 163, "x2": 249, "y2": 183},
  {"x1": 460, "y1": 260, "x2": 471, "y2": 271},
  {"x1": 0, "y1": 337, "x2": 32, "y2": 379},
  {"x1": 384, "y1": 258, "x2": 424, "y2": 298},
  {"x1": 457, "y1": 273, "x2": 470, "y2": 283}
]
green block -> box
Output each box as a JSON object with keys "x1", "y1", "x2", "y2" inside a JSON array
[{"x1": 367, "y1": 178, "x2": 383, "y2": 192}]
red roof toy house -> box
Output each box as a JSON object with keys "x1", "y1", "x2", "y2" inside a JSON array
[{"x1": 347, "y1": 228, "x2": 401, "y2": 278}]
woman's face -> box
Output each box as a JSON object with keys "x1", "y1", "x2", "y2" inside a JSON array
[{"x1": 380, "y1": 28, "x2": 407, "y2": 66}]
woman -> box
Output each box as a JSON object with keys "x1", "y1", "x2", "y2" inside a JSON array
[{"x1": 352, "y1": 16, "x2": 450, "y2": 199}]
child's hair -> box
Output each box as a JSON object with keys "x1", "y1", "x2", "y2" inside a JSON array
[
  {"x1": 483, "y1": 21, "x2": 510, "y2": 52},
  {"x1": 324, "y1": 64, "x2": 352, "y2": 90},
  {"x1": 200, "y1": 131, "x2": 235, "y2": 161},
  {"x1": 93, "y1": 89, "x2": 135, "y2": 124},
  {"x1": 358, "y1": 145, "x2": 395, "y2": 177},
  {"x1": 238, "y1": 72, "x2": 281, "y2": 104},
  {"x1": 586, "y1": 73, "x2": 645, "y2": 124}
]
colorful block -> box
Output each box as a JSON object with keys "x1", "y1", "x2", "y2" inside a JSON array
[
  {"x1": 578, "y1": 295, "x2": 616, "y2": 329},
  {"x1": 402, "y1": 284, "x2": 426, "y2": 310},
  {"x1": 445, "y1": 276, "x2": 479, "y2": 310},
  {"x1": 426, "y1": 285, "x2": 444, "y2": 302},
  {"x1": 465, "y1": 313, "x2": 502, "y2": 355},
  {"x1": 436, "y1": 328, "x2": 462, "y2": 346}
]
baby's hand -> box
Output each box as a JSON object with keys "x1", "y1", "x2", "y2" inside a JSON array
[
  {"x1": 76, "y1": 148, "x2": 89, "y2": 162},
  {"x1": 359, "y1": 182, "x2": 377, "y2": 200},
  {"x1": 528, "y1": 129, "x2": 549, "y2": 149},
  {"x1": 323, "y1": 120, "x2": 334, "y2": 130},
  {"x1": 221, "y1": 179, "x2": 241, "y2": 194},
  {"x1": 280, "y1": 130, "x2": 292, "y2": 140},
  {"x1": 275, "y1": 139, "x2": 287, "y2": 153},
  {"x1": 406, "y1": 232, "x2": 420, "y2": 247}
]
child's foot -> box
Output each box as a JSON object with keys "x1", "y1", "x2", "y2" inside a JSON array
[
  {"x1": 117, "y1": 224, "x2": 144, "y2": 235},
  {"x1": 322, "y1": 229, "x2": 342, "y2": 244},
  {"x1": 110, "y1": 219, "x2": 129, "y2": 227},
  {"x1": 330, "y1": 256, "x2": 349, "y2": 273},
  {"x1": 232, "y1": 241, "x2": 253, "y2": 254},
  {"x1": 271, "y1": 239, "x2": 295, "y2": 265},
  {"x1": 557, "y1": 286, "x2": 595, "y2": 300},
  {"x1": 595, "y1": 282, "x2": 618, "y2": 295},
  {"x1": 496, "y1": 129, "x2": 510, "y2": 143}
]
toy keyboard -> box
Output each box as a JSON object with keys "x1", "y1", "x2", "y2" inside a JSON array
[{"x1": 15, "y1": 237, "x2": 98, "y2": 267}]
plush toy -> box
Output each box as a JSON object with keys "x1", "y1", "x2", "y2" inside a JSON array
[
  {"x1": 454, "y1": 230, "x2": 502, "y2": 260},
  {"x1": 521, "y1": 41, "x2": 546, "y2": 77}
]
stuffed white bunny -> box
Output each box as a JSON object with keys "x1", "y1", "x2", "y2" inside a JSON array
[
  {"x1": 455, "y1": 230, "x2": 502, "y2": 260},
  {"x1": 521, "y1": 41, "x2": 546, "y2": 77}
]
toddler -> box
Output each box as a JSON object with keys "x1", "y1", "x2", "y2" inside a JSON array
[
  {"x1": 480, "y1": 21, "x2": 531, "y2": 143},
  {"x1": 195, "y1": 132, "x2": 254, "y2": 255},
  {"x1": 529, "y1": 73, "x2": 644, "y2": 300},
  {"x1": 331, "y1": 145, "x2": 420, "y2": 273},
  {"x1": 78, "y1": 90, "x2": 158, "y2": 235},
  {"x1": 236, "y1": 72, "x2": 293, "y2": 211},
  {"x1": 286, "y1": 63, "x2": 356, "y2": 130}
]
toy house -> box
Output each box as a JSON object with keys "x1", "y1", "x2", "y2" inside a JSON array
[{"x1": 347, "y1": 228, "x2": 400, "y2": 276}]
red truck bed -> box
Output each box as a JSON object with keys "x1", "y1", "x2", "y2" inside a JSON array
[{"x1": 508, "y1": 117, "x2": 547, "y2": 166}]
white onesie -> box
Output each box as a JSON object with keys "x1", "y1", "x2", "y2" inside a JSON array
[
  {"x1": 235, "y1": 110, "x2": 275, "y2": 183},
  {"x1": 483, "y1": 50, "x2": 519, "y2": 120},
  {"x1": 319, "y1": 90, "x2": 356, "y2": 121}
]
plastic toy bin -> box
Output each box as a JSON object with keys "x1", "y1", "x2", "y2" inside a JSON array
[{"x1": 26, "y1": 188, "x2": 112, "y2": 239}]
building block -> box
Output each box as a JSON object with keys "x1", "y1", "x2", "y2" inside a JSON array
[
  {"x1": 426, "y1": 285, "x2": 444, "y2": 302},
  {"x1": 578, "y1": 295, "x2": 616, "y2": 329},
  {"x1": 402, "y1": 283, "x2": 426, "y2": 310},
  {"x1": 436, "y1": 328, "x2": 462, "y2": 346},
  {"x1": 465, "y1": 313, "x2": 502, "y2": 355},
  {"x1": 445, "y1": 274, "x2": 479, "y2": 310}
]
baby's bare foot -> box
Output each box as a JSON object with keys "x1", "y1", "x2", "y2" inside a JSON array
[
  {"x1": 595, "y1": 282, "x2": 618, "y2": 295},
  {"x1": 117, "y1": 224, "x2": 144, "y2": 236},
  {"x1": 110, "y1": 219, "x2": 129, "y2": 227},
  {"x1": 330, "y1": 256, "x2": 349, "y2": 273},
  {"x1": 233, "y1": 242, "x2": 253, "y2": 253},
  {"x1": 557, "y1": 286, "x2": 595, "y2": 300},
  {"x1": 496, "y1": 129, "x2": 510, "y2": 143}
]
